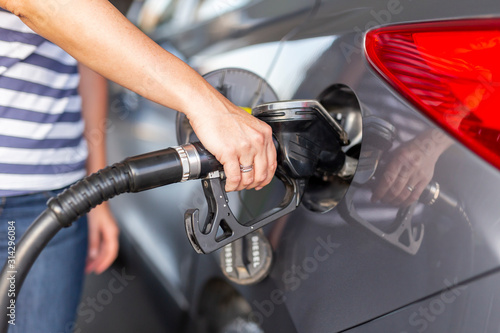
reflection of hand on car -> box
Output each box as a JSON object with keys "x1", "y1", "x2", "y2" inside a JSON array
[{"x1": 371, "y1": 129, "x2": 453, "y2": 206}]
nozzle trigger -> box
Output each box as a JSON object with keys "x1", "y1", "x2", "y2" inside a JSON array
[{"x1": 184, "y1": 169, "x2": 304, "y2": 254}]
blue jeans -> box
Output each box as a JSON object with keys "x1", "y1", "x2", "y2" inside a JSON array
[{"x1": 0, "y1": 189, "x2": 88, "y2": 333}]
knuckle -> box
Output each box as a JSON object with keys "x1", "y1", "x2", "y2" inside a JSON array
[
  {"x1": 396, "y1": 175, "x2": 408, "y2": 185},
  {"x1": 255, "y1": 174, "x2": 267, "y2": 185},
  {"x1": 231, "y1": 174, "x2": 242, "y2": 184},
  {"x1": 399, "y1": 151, "x2": 410, "y2": 161},
  {"x1": 388, "y1": 187, "x2": 398, "y2": 197},
  {"x1": 223, "y1": 149, "x2": 237, "y2": 160},
  {"x1": 383, "y1": 172, "x2": 395, "y2": 184},
  {"x1": 239, "y1": 139, "x2": 252, "y2": 151},
  {"x1": 416, "y1": 169, "x2": 426, "y2": 177},
  {"x1": 253, "y1": 131, "x2": 266, "y2": 145},
  {"x1": 225, "y1": 184, "x2": 237, "y2": 192},
  {"x1": 269, "y1": 161, "x2": 277, "y2": 172},
  {"x1": 255, "y1": 172, "x2": 267, "y2": 183},
  {"x1": 264, "y1": 124, "x2": 273, "y2": 137},
  {"x1": 242, "y1": 177, "x2": 254, "y2": 186}
]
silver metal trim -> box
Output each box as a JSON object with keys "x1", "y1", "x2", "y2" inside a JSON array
[
  {"x1": 181, "y1": 143, "x2": 201, "y2": 180},
  {"x1": 206, "y1": 170, "x2": 224, "y2": 180},
  {"x1": 174, "y1": 146, "x2": 190, "y2": 182},
  {"x1": 338, "y1": 156, "x2": 358, "y2": 179},
  {"x1": 428, "y1": 182, "x2": 440, "y2": 206}
]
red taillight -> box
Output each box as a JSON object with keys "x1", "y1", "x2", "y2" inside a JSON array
[{"x1": 365, "y1": 19, "x2": 500, "y2": 169}]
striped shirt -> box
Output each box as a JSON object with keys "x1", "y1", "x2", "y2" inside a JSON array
[{"x1": 0, "y1": 8, "x2": 87, "y2": 196}]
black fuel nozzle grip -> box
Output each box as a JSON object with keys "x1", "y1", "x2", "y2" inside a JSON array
[
  {"x1": 185, "y1": 168, "x2": 305, "y2": 254},
  {"x1": 184, "y1": 133, "x2": 308, "y2": 254},
  {"x1": 184, "y1": 100, "x2": 350, "y2": 254},
  {"x1": 184, "y1": 140, "x2": 305, "y2": 254}
]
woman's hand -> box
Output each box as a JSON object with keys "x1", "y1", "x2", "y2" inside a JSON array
[
  {"x1": 185, "y1": 87, "x2": 276, "y2": 193},
  {"x1": 79, "y1": 64, "x2": 119, "y2": 274},
  {"x1": 85, "y1": 204, "x2": 119, "y2": 274}
]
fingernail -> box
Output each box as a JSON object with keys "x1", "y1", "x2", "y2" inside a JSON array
[{"x1": 255, "y1": 187, "x2": 262, "y2": 191}]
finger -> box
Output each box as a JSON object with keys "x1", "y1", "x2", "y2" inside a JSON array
[
  {"x1": 85, "y1": 220, "x2": 101, "y2": 274},
  {"x1": 391, "y1": 179, "x2": 418, "y2": 206},
  {"x1": 401, "y1": 180, "x2": 428, "y2": 207},
  {"x1": 223, "y1": 159, "x2": 242, "y2": 192},
  {"x1": 254, "y1": 125, "x2": 276, "y2": 190},
  {"x1": 93, "y1": 228, "x2": 119, "y2": 274},
  {"x1": 371, "y1": 161, "x2": 403, "y2": 202},
  {"x1": 246, "y1": 152, "x2": 266, "y2": 190},
  {"x1": 238, "y1": 157, "x2": 256, "y2": 191},
  {"x1": 382, "y1": 169, "x2": 411, "y2": 204},
  {"x1": 256, "y1": 140, "x2": 277, "y2": 191}
]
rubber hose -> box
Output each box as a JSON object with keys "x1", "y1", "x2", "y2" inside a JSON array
[{"x1": 0, "y1": 147, "x2": 183, "y2": 332}]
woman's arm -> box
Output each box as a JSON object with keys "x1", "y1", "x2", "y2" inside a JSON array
[
  {"x1": 79, "y1": 63, "x2": 119, "y2": 274},
  {"x1": 2, "y1": 0, "x2": 276, "y2": 192}
]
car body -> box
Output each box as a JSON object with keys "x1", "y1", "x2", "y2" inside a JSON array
[{"x1": 107, "y1": 1, "x2": 500, "y2": 332}]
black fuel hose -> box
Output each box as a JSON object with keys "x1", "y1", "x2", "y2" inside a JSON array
[{"x1": 0, "y1": 143, "x2": 218, "y2": 332}]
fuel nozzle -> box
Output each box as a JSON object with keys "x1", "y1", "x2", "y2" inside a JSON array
[
  {"x1": 184, "y1": 100, "x2": 352, "y2": 254},
  {"x1": 253, "y1": 100, "x2": 349, "y2": 179}
]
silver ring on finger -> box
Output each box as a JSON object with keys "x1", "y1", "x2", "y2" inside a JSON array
[
  {"x1": 406, "y1": 185, "x2": 414, "y2": 192},
  {"x1": 240, "y1": 164, "x2": 253, "y2": 173}
]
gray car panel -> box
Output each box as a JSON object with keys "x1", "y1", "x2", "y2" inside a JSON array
[
  {"x1": 109, "y1": 0, "x2": 500, "y2": 331},
  {"x1": 344, "y1": 271, "x2": 500, "y2": 333},
  {"x1": 258, "y1": 6, "x2": 500, "y2": 331}
]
